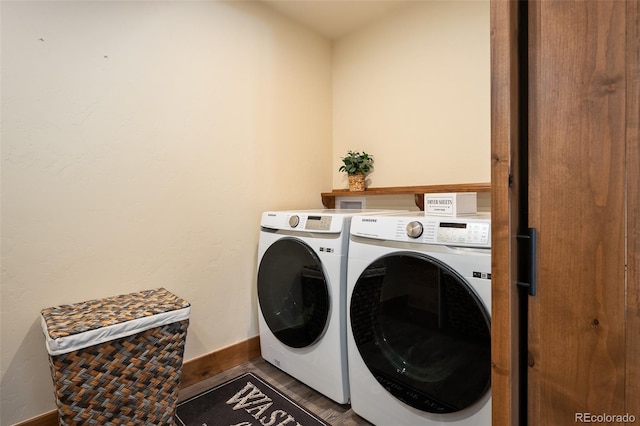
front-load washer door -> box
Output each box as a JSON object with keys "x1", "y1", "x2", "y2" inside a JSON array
[
  {"x1": 258, "y1": 237, "x2": 330, "y2": 349},
  {"x1": 350, "y1": 252, "x2": 491, "y2": 414}
]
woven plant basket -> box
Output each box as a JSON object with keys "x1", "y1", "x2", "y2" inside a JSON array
[{"x1": 348, "y1": 173, "x2": 366, "y2": 191}]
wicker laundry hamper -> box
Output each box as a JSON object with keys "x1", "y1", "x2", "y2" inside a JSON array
[{"x1": 41, "y1": 288, "x2": 190, "y2": 425}]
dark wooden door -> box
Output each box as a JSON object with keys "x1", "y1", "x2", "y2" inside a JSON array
[
  {"x1": 490, "y1": 1, "x2": 522, "y2": 424},
  {"x1": 527, "y1": 0, "x2": 639, "y2": 424},
  {"x1": 490, "y1": 0, "x2": 639, "y2": 424}
]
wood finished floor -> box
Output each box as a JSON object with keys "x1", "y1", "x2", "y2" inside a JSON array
[{"x1": 178, "y1": 356, "x2": 373, "y2": 426}]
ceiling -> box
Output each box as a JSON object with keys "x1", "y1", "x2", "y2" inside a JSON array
[{"x1": 261, "y1": 1, "x2": 409, "y2": 40}]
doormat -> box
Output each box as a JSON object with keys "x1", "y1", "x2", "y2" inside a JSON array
[{"x1": 175, "y1": 372, "x2": 330, "y2": 426}]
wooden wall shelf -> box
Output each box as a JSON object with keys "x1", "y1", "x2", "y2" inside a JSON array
[{"x1": 321, "y1": 182, "x2": 491, "y2": 210}]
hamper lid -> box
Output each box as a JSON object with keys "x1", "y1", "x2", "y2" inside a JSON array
[{"x1": 41, "y1": 287, "x2": 190, "y2": 356}]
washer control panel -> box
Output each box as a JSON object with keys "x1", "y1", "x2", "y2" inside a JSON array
[
  {"x1": 304, "y1": 215, "x2": 333, "y2": 231},
  {"x1": 261, "y1": 210, "x2": 408, "y2": 234},
  {"x1": 261, "y1": 211, "x2": 343, "y2": 233}
]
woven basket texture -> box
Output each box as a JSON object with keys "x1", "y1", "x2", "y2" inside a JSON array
[
  {"x1": 348, "y1": 173, "x2": 366, "y2": 191},
  {"x1": 41, "y1": 288, "x2": 190, "y2": 425},
  {"x1": 41, "y1": 288, "x2": 190, "y2": 339},
  {"x1": 48, "y1": 319, "x2": 188, "y2": 425}
]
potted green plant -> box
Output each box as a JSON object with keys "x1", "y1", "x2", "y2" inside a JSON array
[{"x1": 339, "y1": 151, "x2": 374, "y2": 191}]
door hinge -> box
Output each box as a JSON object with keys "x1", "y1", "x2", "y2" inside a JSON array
[{"x1": 516, "y1": 228, "x2": 537, "y2": 296}]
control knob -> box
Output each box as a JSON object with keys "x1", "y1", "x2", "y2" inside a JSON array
[
  {"x1": 406, "y1": 221, "x2": 424, "y2": 238},
  {"x1": 289, "y1": 215, "x2": 300, "y2": 228}
]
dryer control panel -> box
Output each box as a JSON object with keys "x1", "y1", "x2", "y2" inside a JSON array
[
  {"x1": 433, "y1": 221, "x2": 490, "y2": 245},
  {"x1": 351, "y1": 213, "x2": 491, "y2": 248}
]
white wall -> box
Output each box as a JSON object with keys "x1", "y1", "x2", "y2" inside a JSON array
[
  {"x1": 0, "y1": 2, "x2": 332, "y2": 424},
  {"x1": 332, "y1": 0, "x2": 490, "y2": 189}
]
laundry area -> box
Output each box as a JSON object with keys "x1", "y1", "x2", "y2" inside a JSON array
[
  {"x1": 1, "y1": 1, "x2": 495, "y2": 425},
  {"x1": 257, "y1": 205, "x2": 492, "y2": 425}
]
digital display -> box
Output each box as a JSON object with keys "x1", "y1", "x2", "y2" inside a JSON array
[
  {"x1": 440, "y1": 222, "x2": 467, "y2": 229},
  {"x1": 304, "y1": 215, "x2": 331, "y2": 231}
]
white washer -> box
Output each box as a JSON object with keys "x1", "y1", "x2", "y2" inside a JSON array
[
  {"x1": 347, "y1": 212, "x2": 492, "y2": 425},
  {"x1": 257, "y1": 209, "x2": 404, "y2": 404}
]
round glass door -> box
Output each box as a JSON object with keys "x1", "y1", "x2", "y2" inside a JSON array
[
  {"x1": 350, "y1": 252, "x2": 491, "y2": 414},
  {"x1": 258, "y1": 238, "x2": 330, "y2": 348}
]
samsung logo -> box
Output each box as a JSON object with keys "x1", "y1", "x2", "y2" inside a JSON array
[{"x1": 361, "y1": 218, "x2": 378, "y2": 223}]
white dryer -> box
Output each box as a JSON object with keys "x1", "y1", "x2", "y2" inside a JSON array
[
  {"x1": 347, "y1": 212, "x2": 492, "y2": 425},
  {"x1": 257, "y1": 209, "x2": 403, "y2": 404}
]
